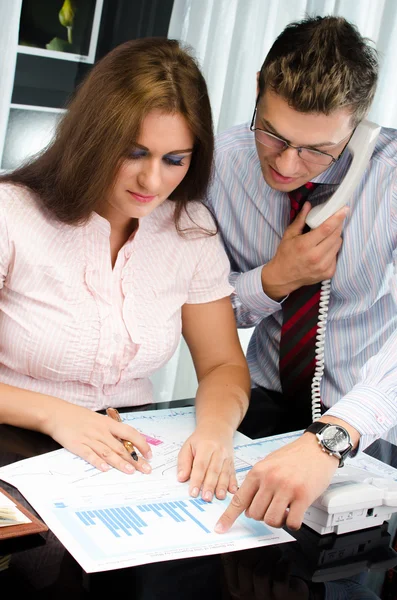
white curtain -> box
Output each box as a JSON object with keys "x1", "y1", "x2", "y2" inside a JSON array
[
  {"x1": 156, "y1": 0, "x2": 397, "y2": 404},
  {"x1": 168, "y1": 0, "x2": 397, "y2": 133},
  {"x1": 0, "y1": 0, "x2": 22, "y2": 161}
]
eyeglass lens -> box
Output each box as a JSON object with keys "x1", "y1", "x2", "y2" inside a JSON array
[{"x1": 254, "y1": 130, "x2": 334, "y2": 166}]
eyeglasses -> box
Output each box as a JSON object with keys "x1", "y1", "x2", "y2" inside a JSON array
[{"x1": 250, "y1": 104, "x2": 353, "y2": 166}]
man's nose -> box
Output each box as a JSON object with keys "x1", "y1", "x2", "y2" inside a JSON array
[{"x1": 274, "y1": 146, "x2": 303, "y2": 177}]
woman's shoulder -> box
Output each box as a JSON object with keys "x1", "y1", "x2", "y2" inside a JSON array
[
  {"x1": 0, "y1": 183, "x2": 61, "y2": 245},
  {"x1": 0, "y1": 182, "x2": 39, "y2": 215}
]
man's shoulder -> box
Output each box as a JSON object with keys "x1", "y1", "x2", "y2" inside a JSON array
[
  {"x1": 372, "y1": 126, "x2": 397, "y2": 169},
  {"x1": 215, "y1": 122, "x2": 254, "y2": 154}
]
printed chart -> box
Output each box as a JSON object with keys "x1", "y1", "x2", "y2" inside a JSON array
[{"x1": 44, "y1": 484, "x2": 291, "y2": 572}]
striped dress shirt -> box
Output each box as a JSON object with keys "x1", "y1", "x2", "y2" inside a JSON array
[
  {"x1": 0, "y1": 184, "x2": 233, "y2": 411},
  {"x1": 207, "y1": 122, "x2": 397, "y2": 451}
]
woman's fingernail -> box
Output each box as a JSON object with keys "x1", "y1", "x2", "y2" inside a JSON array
[
  {"x1": 125, "y1": 463, "x2": 136, "y2": 472},
  {"x1": 190, "y1": 487, "x2": 199, "y2": 497},
  {"x1": 230, "y1": 484, "x2": 238, "y2": 494},
  {"x1": 217, "y1": 489, "x2": 226, "y2": 499},
  {"x1": 146, "y1": 450, "x2": 153, "y2": 460},
  {"x1": 177, "y1": 470, "x2": 184, "y2": 481},
  {"x1": 100, "y1": 463, "x2": 110, "y2": 471},
  {"x1": 204, "y1": 490, "x2": 213, "y2": 501},
  {"x1": 142, "y1": 463, "x2": 152, "y2": 473}
]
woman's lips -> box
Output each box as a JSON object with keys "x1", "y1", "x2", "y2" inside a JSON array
[{"x1": 128, "y1": 191, "x2": 156, "y2": 203}]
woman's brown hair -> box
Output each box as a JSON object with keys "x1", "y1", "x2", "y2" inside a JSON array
[{"x1": 1, "y1": 38, "x2": 214, "y2": 230}]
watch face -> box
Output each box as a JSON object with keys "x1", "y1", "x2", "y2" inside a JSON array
[{"x1": 321, "y1": 426, "x2": 350, "y2": 452}]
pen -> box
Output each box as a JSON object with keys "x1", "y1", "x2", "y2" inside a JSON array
[{"x1": 106, "y1": 407, "x2": 139, "y2": 461}]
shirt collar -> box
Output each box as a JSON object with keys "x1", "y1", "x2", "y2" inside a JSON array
[{"x1": 90, "y1": 211, "x2": 111, "y2": 235}]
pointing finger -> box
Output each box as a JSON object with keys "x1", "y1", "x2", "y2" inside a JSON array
[{"x1": 215, "y1": 478, "x2": 258, "y2": 533}]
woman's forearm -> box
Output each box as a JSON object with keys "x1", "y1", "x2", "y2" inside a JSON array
[
  {"x1": 194, "y1": 364, "x2": 250, "y2": 434},
  {"x1": 0, "y1": 382, "x2": 67, "y2": 433}
]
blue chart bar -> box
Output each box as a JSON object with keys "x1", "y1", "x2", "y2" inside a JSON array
[
  {"x1": 235, "y1": 466, "x2": 252, "y2": 474},
  {"x1": 140, "y1": 499, "x2": 211, "y2": 533},
  {"x1": 76, "y1": 505, "x2": 147, "y2": 538},
  {"x1": 75, "y1": 497, "x2": 212, "y2": 539}
]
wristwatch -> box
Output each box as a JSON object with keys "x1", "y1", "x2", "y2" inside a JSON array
[{"x1": 304, "y1": 422, "x2": 353, "y2": 467}]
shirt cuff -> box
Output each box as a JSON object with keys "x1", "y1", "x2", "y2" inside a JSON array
[
  {"x1": 323, "y1": 385, "x2": 396, "y2": 453},
  {"x1": 234, "y1": 265, "x2": 283, "y2": 315}
]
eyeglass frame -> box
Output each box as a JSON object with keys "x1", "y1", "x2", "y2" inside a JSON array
[{"x1": 249, "y1": 97, "x2": 354, "y2": 166}]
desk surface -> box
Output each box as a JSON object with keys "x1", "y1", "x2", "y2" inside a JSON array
[{"x1": 1, "y1": 402, "x2": 397, "y2": 600}]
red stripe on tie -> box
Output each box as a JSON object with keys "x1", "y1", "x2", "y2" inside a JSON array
[
  {"x1": 279, "y1": 325, "x2": 318, "y2": 370},
  {"x1": 281, "y1": 290, "x2": 321, "y2": 335},
  {"x1": 279, "y1": 182, "x2": 322, "y2": 403}
]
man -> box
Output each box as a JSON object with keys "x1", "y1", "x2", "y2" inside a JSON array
[{"x1": 209, "y1": 15, "x2": 397, "y2": 533}]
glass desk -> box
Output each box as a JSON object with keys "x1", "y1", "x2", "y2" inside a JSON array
[{"x1": 1, "y1": 401, "x2": 397, "y2": 599}]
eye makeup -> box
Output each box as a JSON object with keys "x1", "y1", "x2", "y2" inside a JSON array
[{"x1": 128, "y1": 148, "x2": 191, "y2": 167}]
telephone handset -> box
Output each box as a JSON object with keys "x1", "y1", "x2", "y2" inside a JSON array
[
  {"x1": 306, "y1": 119, "x2": 382, "y2": 422},
  {"x1": 306, "y1": 119, "x2": 381, "y2": 228}
]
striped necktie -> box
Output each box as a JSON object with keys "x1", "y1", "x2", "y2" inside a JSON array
[{"x1": 279, "y1": 182, "x2": 322, "y2": 403}]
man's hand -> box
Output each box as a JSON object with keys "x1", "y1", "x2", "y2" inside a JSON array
[
  {"x1": 262, "y1": 202, "x2": 348, "y2": 300},
  {"x1": 177, "y1": 423, "x2": 237, "y2": 501},
  {"x1": 215, "y1": 433, "x2": 339, "y2": 533}
]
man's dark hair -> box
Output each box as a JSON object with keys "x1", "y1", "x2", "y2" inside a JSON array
[{"x1": 258, "y1": 15, "x2": 378, "y2": 126}]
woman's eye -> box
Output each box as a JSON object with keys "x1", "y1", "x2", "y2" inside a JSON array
[
  {"x1": 129, "y1": 151, "x2": 146, "y2": 160},
  {"x1": 164, "y1": 156, "x2": 184, "y2": 166}
]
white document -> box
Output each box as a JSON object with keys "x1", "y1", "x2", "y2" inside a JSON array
[{"x1": 0, "y1": 407, "x2": 294, "y2": 573}]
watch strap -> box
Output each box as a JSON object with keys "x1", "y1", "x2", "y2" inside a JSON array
[{"x1": 304, "y1": 421, "x2": 328, "y2": 435}]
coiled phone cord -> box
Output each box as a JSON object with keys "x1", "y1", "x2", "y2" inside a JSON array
[{"x1": 311, "y1": 278, "x2": 332, "y2": 421}]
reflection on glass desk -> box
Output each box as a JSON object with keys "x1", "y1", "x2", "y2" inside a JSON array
[
  {"x1": 1, "y1": 402, "x2": 397, "y2": 599},
  {"x1": 289, "y1": 520, "x2": 397, "y2": 582}
]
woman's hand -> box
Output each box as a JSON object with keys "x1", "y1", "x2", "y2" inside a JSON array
[
  {"x1": 45, "y1": 402, "x2": 153, "y2": 475},
  {"x1": 177, "y1": 423, "x2": 238, "y2": 501},
  {"x1": 177, "y1": 298, "x2": 250, "y2": 502}
]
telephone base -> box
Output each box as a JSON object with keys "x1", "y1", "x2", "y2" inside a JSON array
[
  {"x1": 303, "y1": 511, "x2": 389, "y2": 535},
  {"x1": 302, "y1": 470, "x2": 397, "y2": 535},
  {"x1": 303, "y1": 494, "x2": 397, "y2": 535}
]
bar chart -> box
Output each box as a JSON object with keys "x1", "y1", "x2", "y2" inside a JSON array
[
  {"x1": 74, "y1": 497, "x2": 213, "y2": 538},
  {"x1": 49, "y1": 488, "x2": 286, "y2": 572}
]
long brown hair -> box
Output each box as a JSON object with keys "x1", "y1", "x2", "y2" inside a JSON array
[{"x1": 1, "y1": 38, "x2": 214, "y2": 230}]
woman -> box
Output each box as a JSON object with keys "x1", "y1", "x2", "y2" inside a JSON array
[{"x1": 0, "y1": 37, "x2": 250, "y2": 504}]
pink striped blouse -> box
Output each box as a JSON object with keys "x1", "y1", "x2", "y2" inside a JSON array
[{"x1": 0, "y1": 184, "x2": 233, "y2": 410}]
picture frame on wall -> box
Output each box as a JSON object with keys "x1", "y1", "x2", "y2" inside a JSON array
[
  {"x1": 17, "y1": 0, "x2": 104, "y2": 64},
  {"x1": 0, "y1": 0, "x2": 175, "y2": 173}
]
